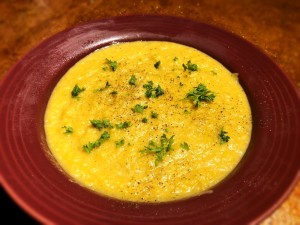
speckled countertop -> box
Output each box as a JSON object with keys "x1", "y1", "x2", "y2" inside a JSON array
[{"x1": 0, "y1": 0, "x2": 299, "y2": 224}]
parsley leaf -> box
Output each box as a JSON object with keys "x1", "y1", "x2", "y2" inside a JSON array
[
  {"x1": 96, "y1": 81, "x2": 111, "y2": 92},
  {"x1": 219, "y1": 129, "x2": 230, "y2": 144},
  {"x1": 186, "y1": 83, "x2": 215, "y2": 107},
  {"x1": 83, "y1": 131, "x2": 110, "y2": 153},
  {"x1": 143, "y1": 81, "x2": 165, "y2": 98},
  {"x1": 115, "y1": 138, "x2": 125, "y2": 148},
  {"x1": 142, "y1": 118, "x2": 148, "y2": 123},
  {"x1": 154, "y1": 61, "x2": 161, "y2": 69},
  {"x1": 110, "y1": 91, "x2": 118, "y2": 95},
  {"x1": 151, "y1": 111, "x2": 158, "y2": 118},
  {"x1": 106, "y1": 58, "x2": 117, "y2": 71},
  {"x1": 180, "y1": 142, "x2": 189, "y2": 150},
  {"x1": 90, "y1": 119, "x2": 113, "y2": 130},
  {"x1": 131, "y1": 104, "x2": 148, "y2": 113},
  {"x1": 103, "y1": 119, "x2": 113, "y2": 128},
  {"x1": 62, "y1": 126, "x2": 73, "y2": 134},
  {"x1": 71, "y1": 84, "x2": 85, "y2": 97},
  {"x1": 182, "y1": 60, "x2": 198, "y2": 72},
  {"x1": 140, "y1": 133, "x2": 175, "y2": 166},
  {"x1": 115, "y1": 121, "x2": 131, "y2": 129},
  {"x1": 90, "y1": 120, "x2": 103, "y2": 130},
  {"x1": 211, "y1": 70, "x2": 217, "y2": 75},
  {"x1": 129, "y1": 75, "x2": 137, "y2": 85}
]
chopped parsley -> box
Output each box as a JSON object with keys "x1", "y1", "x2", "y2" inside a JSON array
[
  {"x1": 83, "y1": 131, "x2": 110, "y2": 153},
  {"x1": 96, "y1": 81, "x2": 111, "y2": 92},
  {"x1": 154, "y1": 61, "x2": 161, "y2": 69},
  {"x1": 219, "y1": 129, "x2": 230, "y2": 144},
  {"x1": 62, "y1": 126, "x2": 73, "y2": 134},
  {"x1": 115, "y1": 138, "x2": 125, "y2": 148},
  {"x1": 115, "y1": 121, "x2": 131, "y2": 129},
  {"x1": 103, "y1": 119, "x2": 113, "y2": 128},
  {"x1": 71, "y1": 84, "x2": 85, "y2": 97},
  {"x1": 106, "y1": 58, "x2": 117, "y2": 71},
  {"x1": 129, "y1": 75, "x2": 137, "y2": 85},
  {"x1": 90, "y1": 119, "x2": 113, "y2": 130},
  {"x1": 142, "y1": 118, "x2": 148, "y2": 123},
  {"x1": 180, "y1": 142, "x2": 190, "y2": 150},
  {"x1": 186, "y1": 83, "x2": 215, "y2": 107},
  {"x1": 131, "y1": 104, "x2": 148, "y2": 113},
  {"x1": 140, "y1": 133, "x2": 175, "y2": 166},
  {"x1": 182, "y1": 60, "x2": 198, "y2": 72},
  {"x1": 143, "y1": 81, "x2": 164, "y2": 98},
  {"x1": 151, "y1": 111, "x2": 158, "y2": 118},
  {"x1": 211, "y1": 70, "x2": 217, "y2": 75},
  {"x1": 110, "y1": 91, "x2": 118, "y2": 95},
  {"x1": 173, "y1": 57, "x2": 178, "y2": 61}
]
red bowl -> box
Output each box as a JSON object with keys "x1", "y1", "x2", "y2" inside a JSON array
[{"x1": 0, "y1": 15, "x2": 299, "y2": 225}]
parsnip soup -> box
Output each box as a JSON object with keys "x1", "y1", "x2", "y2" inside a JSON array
[{"x1": 44, "y1": 41, "x2": 252, "y2": 202}]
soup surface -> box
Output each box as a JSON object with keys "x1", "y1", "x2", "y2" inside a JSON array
[{"x1": 44, "y1": 41, "x2": 252, "y2": 202}]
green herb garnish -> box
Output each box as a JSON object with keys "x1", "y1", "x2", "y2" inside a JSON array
[
  {"x1": 129, "y1": 75, "x2": 137, "y2": 85},
  {"x1": 103, "y1": 119, "x2": 113, "y2": 128},
  {"x1": 106, "y1": 58, "x2": 117, "y2": 71},
  {"x1": 142, "y1": 118, "x2": 148, "y2": 123},
  {"x1": 131, "y1": 104, "x2": 148, "y2": 113},
  {"x1": 110, "y1": 91, "x2": 118, "y2": 95},
  {"x1": 115, "y1": 121, "x2": 131, "y2": 129},
  {"x1": 186, "y1": 83, "x2": 215, "y2": 107},
  {"x1": 62, "y1": 126, "x2": 73, "y2": 134},
  {"x1": 219, "y1": 129, "x2": 230, "y2": 144},
  {"x1": 143, "y1": 81, "x2": 164, "y2": 98},
  {"x1": 180, "y1": 142, "x2": 189, "y2": 150},
  {"x1": 90, "y1": 120, "x2": 103, "y2": 130},
  {"x1": 151, "y1": 111, "x2": 158, "y2": 118},
  {"x1": 116, "y1": 138, "x2": 125, "y2": 148},
  {"x1": 71, "y1": 84, "x2": 85, "y2": 97},
  {"x1": 182, "y1": 60, "x2": 198, "y2": 72},
  {"x1": 96, "y1": 81, "x2": 111, "y2": 92},
  {"x1": 83, "y1": 131, "x2": 110, "y2": 153},
  {"x1": 90, "y1": 119, "x2": 113, "y2": 130},
  {"x1": 154, "y1": 61, "x2": 161, "y2": 69},
  {"x1": 173, "y1": 57, "x2": 178, "y2": 61},
  {"x1": 140, "y1": 133, "x2": 174, "y2": 166},
  {"x1": 211, "y1": 70, "x2": 217, "y2": 75}
]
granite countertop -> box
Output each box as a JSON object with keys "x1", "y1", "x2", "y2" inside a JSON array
[{"x1": 0, "y1": 0, "x2": 299, "y2": 224}]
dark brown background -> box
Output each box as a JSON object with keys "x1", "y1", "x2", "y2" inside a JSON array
[{"x1": 0, "y1": 0, "x2": 299, "y2": 224}]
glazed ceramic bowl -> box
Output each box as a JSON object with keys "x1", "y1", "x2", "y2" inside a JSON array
[{"x1": 0, "y1": 15, "x2": 299, "y2": 225}]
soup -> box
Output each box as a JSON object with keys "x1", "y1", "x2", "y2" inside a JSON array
[{"x1": 44, "y1": 41, "x2": 252, "y2": 202}]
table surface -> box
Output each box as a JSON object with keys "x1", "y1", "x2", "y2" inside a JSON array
[{"x1": 0, "y1": 0, "x2": 299, "y2": 224}]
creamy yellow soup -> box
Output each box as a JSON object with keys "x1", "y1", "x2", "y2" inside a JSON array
[{"x1": 44, "y1": 41, "x2": 252, "y2": 202}]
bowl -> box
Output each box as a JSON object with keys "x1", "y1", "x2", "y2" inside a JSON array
[{"x1": 0, "y1": 15, "x2": 299, "y2": 225}]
